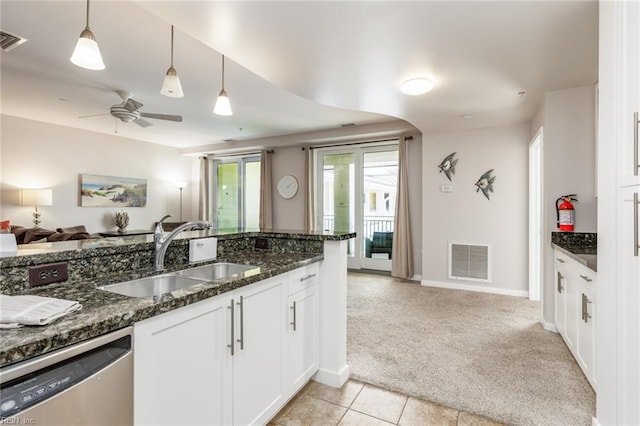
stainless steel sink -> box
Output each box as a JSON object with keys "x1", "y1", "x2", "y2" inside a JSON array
[
  {"x1": 98, "y1": 274, "x2": 205, "y2": 298},
  {"x1": 175, "y1": 262, "x2": 260, "y2": 281}
]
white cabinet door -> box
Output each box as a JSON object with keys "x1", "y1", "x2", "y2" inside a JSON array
[
  {"x1": 577, "y1": 286, "x2": 596, "y2": 388},
  {"x1": 134, "y1": 296, "x2": 232, "y2": 426},
  {"x1": 617, "y1": 186, "x2": 640, "y2": 423},
  {"x1": 232, "y1": 276, "x2": 286, "y2": 426},
  {"x1": 286, "y1": 284, "x2": 319, "y2": 395},
  {"x1": 554, "y1": 255, "x2": 568, "y2": 335},
  {"x1": 564, "y1": 271, "x2": 578, "y2": 352},
  {"x1": 620, "y1": 1, "x2": 640, "y2": 187}
]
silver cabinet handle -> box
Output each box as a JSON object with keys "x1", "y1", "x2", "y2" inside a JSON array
[
  {"x1": 557, "y1": 272, "x2": 564, "y2": 293},
  {"x1": 556, "y1": 258, "x2": 565, "y2": 264},
  {"x1": 300, "y1": 273, "x2": 316, "y2": 282},
  {"x1": 579, "y1": 274, "x2": 593, "y2": 283},
  {"x1": 290, "y1": 301, "x2": 297, "y2": 331},
  {"x1": 635, "y1": 192, "x2": 639, "y2": 257},
  {"x1": 228, "y1": 299, "x2": 235, "y2": 356},
  {"x1": 634, "y1": 112, "x2": 639, "y2": 177},
  {"x1": 236, "y1": 296, "x2": 244, "y2": 350},
  {"x1": 582, "y1": 293, "x2": 592, "y2": 323}
]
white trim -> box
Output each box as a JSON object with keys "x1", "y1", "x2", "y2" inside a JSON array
[
  {"x1": 420, "y1": 279, "x2": 528, "y2": 298},
  {"x1": 410, "y1": 274, "x2": 422, "y2": 281},
  {"x1": 591, "y1": 417, "x2": 601, "y2": 426},
  {"x1": 539, "y1": 318, "x2": 558, "y2": 333},
  {"x1": 312, "y1": 364, "x2": 350, "y2": 388}
]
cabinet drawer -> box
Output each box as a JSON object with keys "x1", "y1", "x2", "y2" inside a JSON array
[
  {"x1": 554, "y1": 251, "x2": 572, "y2": 270},
  {"x1": 288, "y1": 263, "x2": 320, "y2": 295},
  {"x1": 570, "y1": 260, "x2": 597, "y2": 289}
]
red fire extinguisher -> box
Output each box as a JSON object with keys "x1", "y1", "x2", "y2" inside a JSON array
[{"x1": 556, "y1": 194, "x2": 578, "y2": 231}]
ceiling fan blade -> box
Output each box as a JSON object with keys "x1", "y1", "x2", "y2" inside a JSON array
[
  {"x1": 134, "y1": 118, "x2": 153, "y2": 128},
  {"x1": 140, "y1": 112, "x2": 183, "y2": 122},
  {"x1": 123, "y1": 98, "x2": 143, "y2": 112},
  {"x1": 79, "y1": 113, "x2": 110, "y2": 119},
  {"x1": 115, "y1": 90, "x2": 132, "y2": 102}
]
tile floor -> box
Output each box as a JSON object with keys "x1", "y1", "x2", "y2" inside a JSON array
[{"x1": 270, "y1": 380, "x2": 506, "y2": 426}]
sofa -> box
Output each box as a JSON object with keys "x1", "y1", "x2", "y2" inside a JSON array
[
  {"x1": 10, "y1": 225, "x2": 92, "y2": 244},
  {"x1": 365, "y1": 231, "x2": 393, "y2": 259}
]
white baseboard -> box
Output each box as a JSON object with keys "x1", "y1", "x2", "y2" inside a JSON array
[
  {"x1": 539, "y1": 318, "x2": 558, "y2": 333},
  {"x1": 410, "y1": 274, "x2": 422, "y2": 281},
  {"x1": 312, "y1": 364, "x2": 350, "y2": 388},
  {"x1": 420, "y1": 279, "x2": 529, "y2": 298},
  {"x1": 591, "y1": 417, "x2": 600, "y2": 426}
]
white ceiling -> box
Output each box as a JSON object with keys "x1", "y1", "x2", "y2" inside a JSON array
[{"x1": 1, "y1": 1, "x2": 598, "y2": 150}]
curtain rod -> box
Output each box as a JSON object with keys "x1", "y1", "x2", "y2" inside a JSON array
[
  {"x1": 205, "y1": 149, "x2": 274, "y2": 159},
  {"x1": 303, "y1": 135, "x2": 413, "y2": 150}
]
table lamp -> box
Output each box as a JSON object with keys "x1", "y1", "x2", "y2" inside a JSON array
[{"x1": 20, "y1": 189, "x2": 53, "y2": 227}]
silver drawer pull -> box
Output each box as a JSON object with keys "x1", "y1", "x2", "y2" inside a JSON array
[
  {"x1": 556, "y1": 258, "x2": 565, "y2": 264},
  {"x1": 579, "y1": 274, "x2": 593, "y2": 283},
  {"x1": 557, "y1": 272, "x2": 564, "y2": 293},
  {"x1": 582, "y1": 293, "x2": 592, "y2": 323},
  {"x1": 228, "y1": 299, "x2": 235, "y2": 356},
  {"x1": 290, "y1": 301, "x2": 297, "y2": 331},
  {"x1": 300, "y1": 273, "x2": 316, "y2": 282},
  {"x1": 236, "y1": 296, "x2": 244, "y2": 350}
]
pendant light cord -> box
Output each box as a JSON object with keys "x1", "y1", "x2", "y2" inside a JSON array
[
  {"x1": 170, "y1": 25, "x2": 174, "y2": 67},
  {"x1": 221, "y1": 55, "x2": 225, "y2": 89},
  {"x1": 85, "y1": 0, "x2": 90, "y2": 28}
]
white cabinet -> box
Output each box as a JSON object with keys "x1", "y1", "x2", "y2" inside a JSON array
[
  {"x1": 232, "y1": 275, "x2": 286, "y2": 426},
  {"x1": 134, "y1": 264, "x2": 321, "y2": 426},
  {"x1": 553, "y1": 248, "x2": 597, "y2": 390},
  {"x1": 285, "y1": 264, "x2": 319, "y2": 395},
  {"x1": 134, "y1": 296, "x2": 232, "y2": 426}
]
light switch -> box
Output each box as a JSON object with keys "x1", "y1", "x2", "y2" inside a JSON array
[
  {"x1": 441, "y1": 185, "x2": 453, "y2": 193},
  {"x1": 189, "y1": 237, "x2": 217, "y2": 263}
]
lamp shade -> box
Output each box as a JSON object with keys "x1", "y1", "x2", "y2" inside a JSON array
[
  {"x1": 70, "y1": 28, "x2": 105, "y2": 70},
  {"x1": 161, "y1": 67, "x2": 184, "y2": 98},
  {"x1": 20, "y1": 189, "x2": 53, "y2": 207},
  {"x1": 213, "y1": 89, "x2": 232, "y2": 116}
]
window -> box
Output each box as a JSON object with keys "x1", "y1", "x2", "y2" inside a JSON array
[
  {"x1": 369, "y1": 192, "x2": 377, "y2": 212},
  {"x1": 384, "y1": 192, "x2": 391, "y2": 212},
  {"x1": 213, "y1": 156, "x2": 261, "y2": 229}
]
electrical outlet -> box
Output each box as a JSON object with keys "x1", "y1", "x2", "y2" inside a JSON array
[
  {"x1": 29, "y1": 262, "x2": 69, "y2": 287},
  {"x1": 254, "y1": 238, "x2": 269, "y2": 250}
]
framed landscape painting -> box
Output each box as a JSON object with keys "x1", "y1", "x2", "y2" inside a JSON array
[{"x1": 80, "y1": 174, "x2": 147, "y2": 207}]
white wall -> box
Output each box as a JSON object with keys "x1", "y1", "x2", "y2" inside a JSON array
[
  {"x1": 421, "y1": 123, "x2": 530, "y2": 296},
  {"x1": 533, "y1": 85, "x2": 596, "y2": 324},
  {"x1": 1, "y1": 115, "x2": 193, "y2": 233}
]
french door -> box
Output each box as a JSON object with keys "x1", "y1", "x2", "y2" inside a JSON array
[
  {"x1": 315, "y1": 143, "x2": 398, "y2": 271},
  {"x1": 213, "y1": 156, "x2": 261, "y2": 230}
]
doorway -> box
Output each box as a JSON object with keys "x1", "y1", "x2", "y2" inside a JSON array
[
  {"x1": 315, "y1": 142, "x2": 398, "y2": 271},
  {"x1": 528, "y1": 129, "x2": 543, "y2": 301},
  {"x1": 213, "y1": 156, "x2": 261, "y2": 230}
]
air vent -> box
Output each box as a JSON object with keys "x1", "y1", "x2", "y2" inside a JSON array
[
  {"x1": 1, "y1": 30, "x2": 28, "y2": 52},
  {"x1": 449, "y1": 242, "x2": 491, "y2": 282}
]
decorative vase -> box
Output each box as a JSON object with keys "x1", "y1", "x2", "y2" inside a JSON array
[{"x1": 115, "y1": 211, "x2": 129, "y2": 233}]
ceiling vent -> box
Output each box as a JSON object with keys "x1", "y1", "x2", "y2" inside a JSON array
[{"x1": 1, "y1": 30, "x2": 28, "y2": 52}]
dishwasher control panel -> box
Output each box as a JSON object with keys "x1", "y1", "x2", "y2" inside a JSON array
[{"x1": 0, "y1": 335, "x2": 131, "y2": 418}]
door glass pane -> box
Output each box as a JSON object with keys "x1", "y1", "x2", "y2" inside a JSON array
[
  {"x1": 217, "y1": 163, "x2": 239, "y2": 229},
  {"x1": 244, "y1": 160, "x2": 261, "y2": 229},
  {"x1": 322, "y1": 153, "x2": 355, "y2": 255},
  {"x1": 363, "y1": 150, "x2": 398, "y2": 260}
]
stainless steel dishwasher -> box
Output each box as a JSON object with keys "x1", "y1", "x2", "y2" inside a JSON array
[{"x1": 0, "y1": 326, "x2": 133, "y2": 425}]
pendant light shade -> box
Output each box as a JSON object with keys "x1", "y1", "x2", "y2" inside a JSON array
[
  {"x1": 160, "y1": 25, "x2": 184, "y2": 98},
  {"x1": 70, "y1": 0, "x2": 105, "y2": 70},
  {"x1": 213, "y1": 55, "x2": 232, "y2": 116}
]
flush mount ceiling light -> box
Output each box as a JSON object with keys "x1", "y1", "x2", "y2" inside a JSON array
[
  {"x1": 160, "y1": 25, "x2": 184, "y2": 98},
  {"x1": 213, "y1": 55, "x2": 232, "y2": 116},
  {"x1": 400, "y1": 77, "x2": 434, "y2": 95},
  {"x1": 70, "y1": 0, "x2": 105, "y2": 70}
]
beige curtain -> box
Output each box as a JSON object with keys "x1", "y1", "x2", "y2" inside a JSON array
[
  {"x1": 391, "y1": 137, "x2": 414, "y2": 279},
  {"x1": 304, "y1": 147, "x2": 315, "y2": 232},
  {"x1": 198, "y1": 156, "x2": 211, "y2": 223},
  {"x1": 259, "y1": 150, "x2": 273, "y2": 229}
]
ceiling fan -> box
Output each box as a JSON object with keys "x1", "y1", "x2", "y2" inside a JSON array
[{"x1": 79, "y1": 90, "x2": 183, "y2": 127}]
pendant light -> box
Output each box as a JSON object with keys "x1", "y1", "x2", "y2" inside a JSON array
[
  {"x1": 160, "y1": 25, "x2": 184, "y2": 98},
  {"x1": 70, "y1": 0, "x2": 105, "y2": 70},
  {"x1": 213, "y1": 55, "x2": 232, "y2": 116}
]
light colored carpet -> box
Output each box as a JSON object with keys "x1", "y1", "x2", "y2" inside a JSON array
[{"x1": 347, "y1": 272, "x2": 595, "y2": 426}]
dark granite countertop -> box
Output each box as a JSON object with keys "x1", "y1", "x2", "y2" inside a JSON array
[
  {"x1": 0, "y1": 249, "x2": 323, "y2": 368},
  {"x1": 551, "y1": 231, "x2": 597, "y2": 272}
]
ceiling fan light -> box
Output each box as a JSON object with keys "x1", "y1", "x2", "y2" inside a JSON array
[
  {"x1": 400, "y1": 77, "x2": 433, "y2": 96},
  {"x1": 161, "y1": 66, "x2": 184, "y2": 98},
  {"x1": 214, "y1": 89, "x2": 232, "y2": 116},
  {"x1": 70, "y1": 28, "x2": 105, "y2": 70}
]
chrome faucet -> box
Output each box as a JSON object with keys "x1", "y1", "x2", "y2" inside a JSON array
[{"x1": 154, "y1": 214, "x2": 213, "y2": 272}]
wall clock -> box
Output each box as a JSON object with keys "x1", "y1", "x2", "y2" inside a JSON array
[{"x1": 277, "y1": 174, "x2": 299, "y2": 199}]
